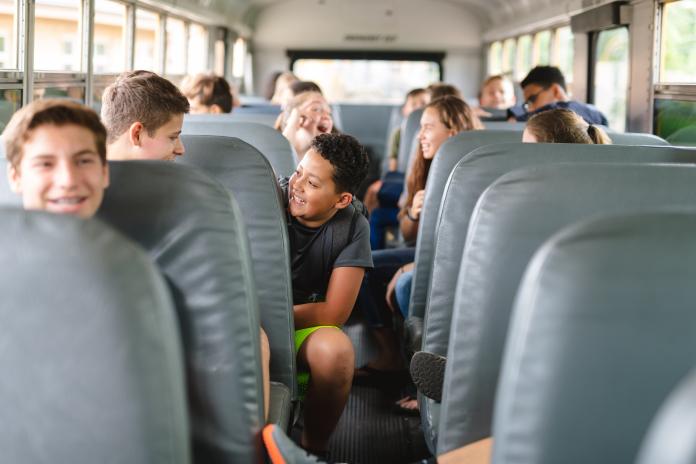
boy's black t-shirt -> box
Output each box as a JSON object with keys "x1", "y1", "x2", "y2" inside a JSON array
[{"x1": 288, "y1": 208, "x2": 373, "y2": 305}]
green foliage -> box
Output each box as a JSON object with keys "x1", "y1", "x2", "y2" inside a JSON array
[{"x1": 662, "y1": 1, "x2": 696, "y2": 82}]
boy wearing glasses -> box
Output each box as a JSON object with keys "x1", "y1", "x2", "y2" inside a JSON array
[{"x1": 510, "y1": 66, "x2": 608, "y2": 126}]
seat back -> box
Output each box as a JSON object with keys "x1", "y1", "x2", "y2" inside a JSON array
[
  {"x1": 178, "y1": 134, "x2": 296, "y2": 399},
  {"x1": 381, "y1": 106, "x2": 403, "y2": 172},
  {"x1": 438, "y1": 163, "x2": 696, "y2": 455},
  {"x1": 0, "y1": 209, "x2": 188, "y2": 464},
  {"x1": 407, "y1": 131, "x2": 522, "y2": 321},
  {"x1": 424, "y1": 143, "x2": 696, "y2": 359},
  {"x1": 410, "y1": 133, "x2": 667, "y2": 325},
  {"x1": 493, "y1": 212, "x2": 696, "y2": 464},
  {"x1": 397, "y1": 108, "x2": 423, "y2": 173},
  {"x1": 609, "y1": 132, "x2": 669, "y2": 145},
  {"x1": 182, "y1": 117, "x2": 297, "y2": 176},
  {"x1": 97, "y1": 161, "x2": 264, "y2": 464},
  {"x1": 193, "y1": 111, "x2": 279, "y2": 127},
  {"x1": 481, "y1": 121, "x2": 527, "y2": 131},
  {"x1": 636, "y1": 368, "x2": 696, "y2": 464},
  {"x1": 235, "y1": 105, "x2": 282, "y2": 115},
  {"x1": 334, "y1": 103, "x2": 399, "y2": 162}
]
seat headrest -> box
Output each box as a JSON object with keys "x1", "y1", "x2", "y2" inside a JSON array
[
  {"x1": 178, "y1": 135, "x2": 296, "y2": 398},
  {"x1": 637, "y1": 367, "x2": 696, "y2": 464},
  {"x1": 182, "y1": 118, "x2": 297, "y2": 176},
  {"x1": 424, "y1": 142, "x2": 696, "y2": 355},
  {"x1": 408, "y1": 130, "x2": 522, "y2": 320},
  {"x1": 97, "y1": 160, "x2": 264, "y2": 463},
  {"x1": 438, "y1": 163, "x2": 696, "y2": 455},
  {"x1": 494, "y1": 211, "x2": 696, "y2": 464},
  {"x1": 398, "y1": 108, "x2": 424, "y2": 173},
  {"x1": 0, "y1": 208, "x2": 188, "y2": 464}
]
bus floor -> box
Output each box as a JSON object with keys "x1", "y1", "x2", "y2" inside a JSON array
[{"x1": 291, "y1": 317, "x2": 433, "y2": 464}]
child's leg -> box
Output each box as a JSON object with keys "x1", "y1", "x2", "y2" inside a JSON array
[
  {"x1": 297, "y1": 327, "x2": 355, "y2": 452},
  {"x1": 260, "y1": 327, "x2": 271, "y2": 422}
]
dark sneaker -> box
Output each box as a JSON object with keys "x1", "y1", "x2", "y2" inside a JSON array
[{"x1": 410, "y1": 351, "x2": 446, "y2": 402}]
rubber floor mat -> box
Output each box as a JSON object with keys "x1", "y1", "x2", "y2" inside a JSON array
[
  {"x1": 327, "y1": 382, "x2": 432, "y2": 463},
  {"x1": 291, "y1": 312, "x2": 431, "y2": 463}
]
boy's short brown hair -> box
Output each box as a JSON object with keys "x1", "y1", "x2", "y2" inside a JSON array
[
  {"x1": 3, "y1": 99, "x2": 107, "y2": 167},
  {"x1": 101, "y1": 70, "x2": 189, "y2": 143},
  {"x1": 181, "y1": 73, "x2": 233, "y2": 113}
]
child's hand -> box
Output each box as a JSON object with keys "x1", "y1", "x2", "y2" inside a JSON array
[
  {"x1": 410, "y1": 189, "x2": 425, "y2": 220},
  {"x1": 283, "y1": 106, "x2": 331, "y2": 156}
]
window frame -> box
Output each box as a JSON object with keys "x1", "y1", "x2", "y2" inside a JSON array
[
  {"x1": 287, "y1": 49, "x2": 445, "y2": 82},
  {"x1": 486, "y1": 24, "x2": 570, "y2": 81},
  {"x1": 589, "y1": 25, "x2": 631, "y2": 130},
  {"x1": 0, "y1": 0, "x2": 224, "y2": 113}
]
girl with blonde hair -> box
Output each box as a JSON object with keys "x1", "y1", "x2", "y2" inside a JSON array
[{"x1": 523, "y1": 108, "x2": 612, "y2": 144}]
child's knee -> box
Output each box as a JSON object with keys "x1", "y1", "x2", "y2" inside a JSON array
[{"x1": 307, "y1": 330, "x2": 354, "y2": 381}]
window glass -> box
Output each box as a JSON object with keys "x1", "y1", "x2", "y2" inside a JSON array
[
  {"x1": 0, "y1": 0, "x2": 17, "y2": 69},
  {"x1": 533, "y1": 30, "x2": 551, "y2": 65},
  {"x1": 165, "y1": 17, "x2": 186, "y2": 76},
  {"x1": 0, "y1": 88, "x2": 21, "y2": 131},
  {"x1": 516, "y1": 35, "x2": 532, "y2": 80},
  {"x1": 188, "y1": 23, "x2": 208, "y2": 74},
  {"x1": 33, "y1": 84, "x2": 85, "y2": 102},
  {"x1": 488, "y1": 41, "x2": 502, "y2": 75},
  {"x1": 94, "y1": 0, "x2": 126, "y2": 73},
  {"x1": 243, "y1": 51, "x2": 253, "y2": 95},
  {"x1": 232, "y1": 38, "x2": 246, "y2": 78},
  {"x1": 134, "y1": 8, "x2": 160, "y2": 72},
  {"x1": 593, "y1": 27, "x2": 629, "y2": 131},
  {"x1": 91, "y1": 75, "x2": 116, "y2": 111},
  {"x1": 660, "y1": 0, "x2": 696, "y2": 83},
  {"x1": 502, "y1": 38, "x2": 516, "y2": 74},
  {"x1": 213, "y1": 39, "x2": 225, "y2": 76},
  {"x1": 554, "y1": 26, "x2": 574, "y2": 85},
  {"x1": 35, "y1": 0, "x2": 81, "y2": 71},
  {"x1": 292, "y1": 59, "x2": 440, "y2": 103},
  {"x1": 654, "y1": 98, "x2": 696, "y2": 146}
]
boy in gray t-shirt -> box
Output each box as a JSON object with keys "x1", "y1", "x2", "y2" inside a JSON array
[{"x1": 283, "y1": 133, "x2": 371, "y2": 458}]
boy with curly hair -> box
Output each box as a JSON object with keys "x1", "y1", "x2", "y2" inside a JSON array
[{"x1": 283, "y1": 132, "x2": 372, "y2": 457}]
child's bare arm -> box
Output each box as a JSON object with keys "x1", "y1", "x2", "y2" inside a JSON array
[{"x1": 293, "y1": 266, "x2": 365, "y2": 329}]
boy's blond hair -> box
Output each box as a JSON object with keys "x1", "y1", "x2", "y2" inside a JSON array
[
  {"x1": 100, "y1": 70, "x2": 189, "y2": 143},
  {"x1": 3, "y1": 99, "x2": 107, "y2": 167}
]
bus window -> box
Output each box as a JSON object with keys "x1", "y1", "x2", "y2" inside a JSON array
[
  {"x1": 654, "y1": 99, "x2": 696, "y2": 146},
  {"x1": 188, "y1": 23, "x2": 208, "y2": 74},
  {"x1": 553, "y1": 26, "x2": 574, "y2": 87},
  {"x1": 533, "y1": 30, "x2": 551, "y2": 66},
  {"x1": 134, "y1": 8, "x2": 160, "y2": 72},
  {"x1": 33, "y1": 84, "x2": 85, "y2": 102},
  {"x1": 488, "y1": 41, "x2": 502, "y2": 75},
  {"x1": 213, "y1": 39, "x2": 225, "y2": 76},
  {"x1": 502, "y1": 38, "x2": 516, "y2": 75},
  {"x1": 94, "y1": 0, "x2": 126, "y2": 73},
  {"x1": 232, "y1": 37, "x2": 246, "y2": 79},
  {"x1": 0, "y1": 0, "x2": 17, "y2": 69},
  {"x1": 516, "y1": 35, "x2": 532, "y2": 81},
  {"x1": 165, "y1": 17, "x2": 186, "y2": 78},
  {"x1": 35, "y1": 0, "x2": 80, "y2": 71},
  {"x1": 660, "y1": 0, "x2": 696, "y2": 84},
  {"x1": 0, "y1": 88, "x2": 21, "y2": 132},
  {"x1": 291, "y1": 58, "x2": 439, "y2": 103},
  {"x1": 592, "y1": 27, "x2": 629, "y2": 131}
]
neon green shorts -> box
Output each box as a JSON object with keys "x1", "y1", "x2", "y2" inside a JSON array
[{"x1": 294, "y1": 325, "x2": 339, "y2": 399}]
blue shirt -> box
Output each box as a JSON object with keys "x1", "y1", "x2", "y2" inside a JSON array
[{"x1": 509, "y1": 101, "x2": 609, "y2": 126}]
